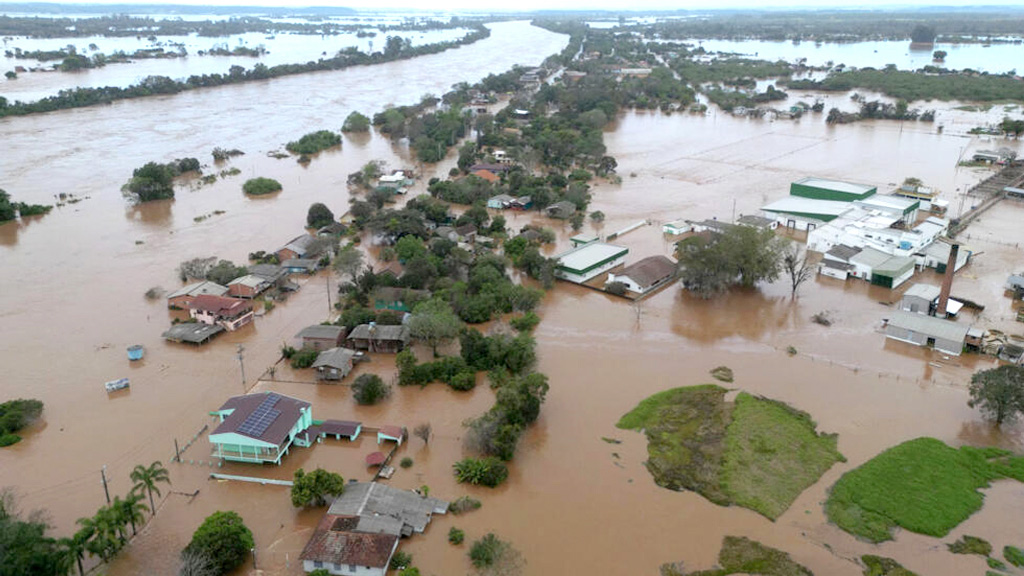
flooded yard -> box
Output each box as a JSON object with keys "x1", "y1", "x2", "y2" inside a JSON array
[{"x1": 2, "y1": 20, "x2": 1024, "y2": 576}]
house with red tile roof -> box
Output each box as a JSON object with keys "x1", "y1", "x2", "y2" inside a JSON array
[{"x1": 187, "y1": 294, "x2": 254, "y2": 331}]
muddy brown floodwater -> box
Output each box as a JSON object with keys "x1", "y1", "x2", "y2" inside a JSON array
[{"x1": 3, "y1": 21, "x2": 1024, "y2": 576}]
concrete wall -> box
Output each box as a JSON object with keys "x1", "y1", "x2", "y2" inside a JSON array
[{"x1": 303, "y1": 560, "x2": 386, "y2": 576}]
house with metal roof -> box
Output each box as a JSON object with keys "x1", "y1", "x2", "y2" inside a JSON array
[
  {"x1": 161, "y1": 323, "x2": 224, "y2": 345},
  {"x1": 554, "y1": 242, "x2": 629, "y2": 284},
  {"x1": 227, "y1": 274, "x2": 270, "y2": 299},
  {"x1": 327, "y1": 482, "x2": 448, "y2": 536},
  {"x1": 606, "y1": 256, "x2": 677, "y2": 294},
  {"x1": 208, "y1": 392, "x2": 314, "y2": 465},
  {"x1": 546, "y1": 200, "x2": 577, "y2": 220},
  {"x1": 486, "y1": 194, "x2": 515, "y2": 209},
  {"x1": 899, "y1": 283, "x2": 964, "y2": 317},
  {"x1": 167, "y1": 281, "x2": 229, "y2": 309},
  {"x1": 276, "y1": 234, "x2": 317, "y2": 262},
  {"x1": 281, "y1": 258, "x2": 319, "y2": 274},
  {"x1": 884, "y1": 310, "x2": 970, "y2": 356},
  {"x1": 849, "y1": 247, "x2": 916, "y2": 289},
  {"x1": 661, "y1": 219, "x2": 691, "y2": 235},
  {"x1": 312, "y1": 347, "x2": 357, "y2": 381},
  {"x1": 347, "y1": 324, "x2": 410, "y2": 353},
  {"x1": 296, "y1": 325, "x2": 347, "y2": 352},
  {"x1": 761, "y1": 196, "x2": 853, "y2": 231}
]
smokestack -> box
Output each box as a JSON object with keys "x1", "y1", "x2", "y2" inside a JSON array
[{"x1": 936, "y1": 243, "x2": 959, "y2": 317}]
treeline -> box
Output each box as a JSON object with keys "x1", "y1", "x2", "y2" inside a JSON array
[
  {"x1": 643, "y1": 10, "x2": 1024, "y2": 42},
  {"x1": 786, "y1": 67, "x2": 1024, "y2": 102},
  {"x1": 0, "y1": 25, "x2": 491, "y2": 118},
  {"x1": 0, "y1": 190, "x2": 52, "y2": 223}
]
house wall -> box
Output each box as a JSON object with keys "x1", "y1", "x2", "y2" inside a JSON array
[
  {"x1": 303, "y1": 336, "x2": 342, "y2": 352},
  {"x1": 220, "y1": 311, "x2": 254, "y2": 331},
  {"x1": 900, "y1": 295, "x2": 933, "y2": 315},
  {"x1": 818, "y1": 264, "x2": 849, "y2": 280},
  {"x1": 228, "y1": 284, "x2": 258, "y2": 299},
  {"x1": 276, "y1": 248, "x2": 300, "y2": 262},
  {"x1": 555, "y1": 255, "x2": 626, "y2": 284},
  {"x1": 765, "y1": 212, "x2": 826, "y2": 231},
  {"x1": 303, "y1": 560, "x2": 386, "y2": 576},
  {"x1": 316, "y1": 363, "x2": 352, "y2": 381},
  {"x1": 607, "y1": 273, "x2": 643, "y2": 293},
  {"x1": 884, "y1": 325, "x2": 963, "y2": 356},
  {"x1": 190, "y1": 309, "x2": 218, "y2": 326},
  {"x1": 885, "y1": 266, "x2": 915, "y2": 290}
]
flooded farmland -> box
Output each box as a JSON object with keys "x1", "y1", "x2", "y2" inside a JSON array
[{"x1": 3, "y1": 18, "x2": 1024, "y2": 576}]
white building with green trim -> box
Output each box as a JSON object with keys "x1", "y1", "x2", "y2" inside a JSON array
[
  {"x1": 554, "y1": 242, "x2": 629, "y2": 284},
  {"x1": 208, "y1": 392, "x2": 314, "y2": 465}
]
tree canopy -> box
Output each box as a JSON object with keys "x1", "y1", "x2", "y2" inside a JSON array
[
  {"x1": 342, "y1": 111, "x2": 370, "y2": 133},
  {"x1": 968, "y1": 365, "x2": 1024, "y2": 426},
  {"x1": 291, "y1": 468, "x2": 345, "y2": 507},
  {"x1": 0, "y1": 399, "x2": 43, "y2": 447},
  {"x1": 242, "y1": 177, "x2": 282, "y2": 196},
  {"x1": 677, "y1": 225, "x2": 786, "y2": 298},
  {"x1": 182, "y1": 511, "x2": 253, "y2": 576},
  {"x1": 307, "y1": 203, "x2": 335, "y2": 229},
  {"x1": 408, "y1": 299, "x2": 464, "y2": 356},
  {"x1": 352, "y1": 374, "x2": 390, "y2": 405}
]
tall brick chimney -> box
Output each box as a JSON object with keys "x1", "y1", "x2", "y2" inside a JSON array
[{"x1": 936, "y1": 243, "x2": 959, "y2": 317}]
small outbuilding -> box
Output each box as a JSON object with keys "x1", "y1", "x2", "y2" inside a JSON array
[
  {"x1": 161, "y1": 323, "x2": 224, "y2": 345},
  {"x1": 281, "y1": 258, "x2": 319, "y2": 274},
  {"x1": 311, "y1": 347, "x2": 357, "y2": 381},
  {"x1": 487, "y1": 194, "x2": 515, "y2": 209},
  {"x1": 377, "y1": 425, "x2": 406, "y2": 446}
]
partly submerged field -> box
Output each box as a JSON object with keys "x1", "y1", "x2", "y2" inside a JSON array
[
  {"x1": 617, "y1": 384, "x2": 843, "y2": 520},
  {"x1": 661, "y1": 536, "x2": 814, "y2": 576},
  {"x1": 825, "y1": 437, "x2": 1024, "y2": 543}
]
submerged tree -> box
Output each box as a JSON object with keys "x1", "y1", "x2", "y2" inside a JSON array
[
  {"x1": 968, "y1": 365, "x2": 1024, "y2": 426},
  {"x1": 783, "y1": 244, "x2": 813, "y2": 298},
  {"x1": 130, "y1": 461, "x2": 171, "y2": 513},
  {"x1": 291, "y1": 468, "x2": 345, "y2": 507},
  {"x1": 678, "y1": 225, "x2": 786, "y2": 298}
]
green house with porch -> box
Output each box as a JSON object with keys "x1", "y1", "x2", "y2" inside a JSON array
[{"x1": 208, "y1": 392, "x2": 314, "y2": 465}]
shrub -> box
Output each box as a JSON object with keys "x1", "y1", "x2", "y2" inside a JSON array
[
  {"x1": 1005, "y1": 546, "x2": 1024, "y2": 567},
  {"x1": 352, "y1": 374, "x2": 390, "y2": 405},
  {"x1": 453, "y1": 457, "x2": 508, "y2": 487},
  {"x1": 286, "y1": 130, "x2": 341, "y2": 155},
  {"x1": 281, "y1": 345, "x2": 297, "y2": 359},
  {"x1": 400, "y1": 457, "x2": 413, "y2": 469},
  {"x1": 390, "y1": 551, "x2": 412, "y2": 571},
  {"x1": 449, "y1": 496, "x2": 482, "y2": 515},
  {"x1": 605, "y1": 281, "x2": 627, "y2": 296},
  {"x1": 710, "y1": 366, "x2": 734, "y2": 383},
  {"x1": 469, "y1": 533, "x2": 509, "y2": 568},
  {"x1": 307, "y1": 203, "x2": 335, "y2": 229},
  {"x1": 449, "y1": 527, "x2": 465, "y2": 545},
  {"x1": 242, "y1": 177, "x2": 282, "y2": 196},
  {"x1": 509, "y1": 312, "x2": 540, "y2": 332},
  {"x1": 290, "y1": 347, "x2": 319, "y2": 369},
  {"x1": 342, "y1": 111, "x2": 370, "y2": 133},
  {"x1": 949, "y1": 535, "x2": 992, "y2": 556},
  {"x1": 448, "y1": 370, "x2": 476, "y2": 392}
]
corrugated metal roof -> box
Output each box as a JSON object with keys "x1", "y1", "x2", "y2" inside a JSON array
[
  {"x1": 794, "y1": 177, "x2": 875, "y2": 195},
  {"x1": 887, "y1": 310, "x2": 970, "y2": 343},
  {"x1": 555, "y1": 242, "x2": 629, "y2": 274},
  {"x1": 761, "y1": 197, "x2": 853, "y2": 217},
  {"x1": 312, "y1": 347, "x2": 356, "y2": 370}
]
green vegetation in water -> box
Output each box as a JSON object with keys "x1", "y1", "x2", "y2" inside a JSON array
[
  {"x1": 0, "y1": 398, "x2": 44, "y2": 447},
  {"x1": 825, "y1": 437, "x2": 1024, "y2": 542},
  {"x1": 710, "y1": 366, "x2": 734, "y2": 383},
  {"x1": 448, "y1": 526, "x2": 465, "y2": 545},
  {"x1": 242, "y1": 177, "x2": 282, "y2": 196},
  {"x1": 787, "y1": 68, "x2": 1024, "y2": 103},
  {"x1": 286, "y1": 130, "x2": 341, "y2": 155},
  {"x1": 448, "y1": 496, "x2": 482, "y2": 515},
  {"x1": 617, "y1": 386, "x2": 842, "y2": 520},
  {"x1": 122, "y1": 158, "x2": 200, "y2": 202},
  {"x1": 453, "y1": 457, "x2": 509, "y2": 487},
  {"x1": 948, "y1": 534, "x2": 992, "y2": 556},
  {"x1": 662, "y1": 535, "x2": 813, "y2": 576},
  {"x1": 1005, "y1": 546, "x2": 1024, "y2": 567},
  {"x1": 0, "y1": 189, "x2": 52, "y2": 223},
  {"x1": 860, "y1": 555, "x2": 919, "y2": 576},
  {"x1": 987, "y1": 558, "x2": 1006, "y2": 570}
]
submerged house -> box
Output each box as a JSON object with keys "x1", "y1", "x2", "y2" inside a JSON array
[
  {"x1": 883, "y1": 310, "x2": 970, "y2": 356},
  {"x1": 372, "y1": 287, "x2": 428, "y2": 313},
  {"x1": 296, "y1": 325, "x2": 347, "y2": 352},
  {"x1": 606, "y1": 256, "x2": 677, "y2": 294},
  {"x1": 187, "y1": 295, "x2": 254, "y2": 331},
  {"x1": 311, "y1": 347, "x2": 357, "y2": 381},
  {"x1": 208, "y1": 392, "x2": 314, "y2": 465},
  {"x1": 546, "y1": 201, "x2": 577, "y2": 219},
  {"x1": 299, "y1": 482, "x2": 448, "y2": 576},
  {"x1": 276, "y1": 234, "x2": 317, "y2": 262},
  {"x1": 554, "y1": 242, "x2": 629, "y2": 284},
  {"x1": 167, "y1": 281, "x2": 228, "y2": 309},
  {"x1": 347, "y1": 324, "x2": 410, "y2": 353},
  {"x1": 227, "y1": 274, "x2": 270, "y2": 299}
]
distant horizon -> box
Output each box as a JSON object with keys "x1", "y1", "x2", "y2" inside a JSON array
[{"x1": 3, "y1": 0, "x2": 1024, "y2": 13}]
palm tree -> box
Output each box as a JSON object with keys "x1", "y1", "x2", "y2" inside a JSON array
[
  {"x1": 130, "y1": 460, "x2": 171, "y2": 513},
  {"x1": 77, "y1": 509, "x2": 119, "y2": 563},
  {"x1": 56, "y1": 528, "x2": 90, "y2": 576},
  {"x1": 119, "y1": 491, "x2": 148, "y2": 536}
]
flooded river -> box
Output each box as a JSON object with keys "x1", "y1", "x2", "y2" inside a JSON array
[{"x1": 2, "y1": 20, "x2": 1024, "y2": 576}]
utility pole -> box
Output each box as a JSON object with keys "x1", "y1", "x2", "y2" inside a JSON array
[
  {"x1": 326, "y1": 274, "x2": 332, "y2": 313},
  {"x1": 100, "y1": 465, "x2": 110, "y2": 505},
  {"x1": 237, "y1": 344, "x2": 246, "y2": 393}
]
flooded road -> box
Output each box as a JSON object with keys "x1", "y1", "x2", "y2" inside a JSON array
[{"x1": 3, "y1": 21, "x2": 1024, "y2": 576}]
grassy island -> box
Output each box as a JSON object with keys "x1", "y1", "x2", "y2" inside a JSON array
[{"x1": 618, "y1": 385, "x2": 843, "y2": 520}]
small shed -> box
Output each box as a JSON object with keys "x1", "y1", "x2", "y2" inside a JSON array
[
  {"x1": 366, "y1": 452, "x2": 388, "y2": 467},
  {"x1": 377, "y1": 425, "x2": 406, "y2": 446},
  {"x1": 487, "y1": 194, "x2": 515, "y2": 209},
  {"x1": 161, "y1": 323, "x2": 224, "y2": 345},
  {"x1": 662, "y1": 220, "x2": 691, "y2": 235},
  {"x1": 510, "y1": 196, "x2": 533, "y2": 210},
  {"x1": 311, "y1": 347, "x2": 357, "y2": 381},
  {"x1": 454, "y1": 224, "x2": 477, "y2": 243},
  {"x1": 900, "y1": 284, "x2": 941, "y2": 315},
  {"x1": 296, "y1": 325, "x2": 347, "y2": 352},
  {"x1": 317, "y1": 419, "x2": 362, "y2": 441},
  {"x1": 570, "y1": 234, "x2": 598, "y2": 247}
]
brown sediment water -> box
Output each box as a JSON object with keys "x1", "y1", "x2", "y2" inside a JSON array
[{"x1": 3, "y1": 21, "x2": 1024, "y2": 576}]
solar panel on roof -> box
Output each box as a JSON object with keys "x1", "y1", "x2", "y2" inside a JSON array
[{"x1": 236, "y1": 394, "x2": 284, "y2": 439}]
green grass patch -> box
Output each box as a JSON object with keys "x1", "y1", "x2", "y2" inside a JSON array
[
  {"x1": 721, "y1": 393, "x2": 844, "y2": 520},
  {"x1": 1004, "y1": 545, "x2": 1024, "y2": 567},
  {"x1": 242, "y1": 177, "x2": 282, "y2": 196},
  {"x1": 987, "y1": 558, "x2": 1006, "y2": 570},
  {"x1": 618, "y1": 386, "x2": 842, "y2": 519},
  {"x1": 684, "y1": 536, "x2": 813, "y2": 576},
  {"x1": 826, "y1": 438, "x2": 1024, "y2": 542},
  {"x1": 861, "y1": 555, "x2": 918, "y2": 576},
  {"x1": 948, "y1": 535, "x2": 992, "y2": 556}
]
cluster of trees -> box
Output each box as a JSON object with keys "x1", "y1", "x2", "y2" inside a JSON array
[
  {"x1": 453, "y1": 457, "x2": 508, "y2": 487},
  {"x1": 677, "y1": 225, "x2": 789, "y2": 298},
  {"x1": 0, "y1": 461, "x2": 170, "y2": 575},
  {"x1": 122, "y1": 158, "x2": 200, "y2": 202},
  {"x1": 176, "y1": 256, "x2": 249, "y2": 285},
  {"x1": 396, "y1": 351, "x2": 478, "y2": 391},
  {"x1": 0, "y1": 398, "x2": 43, "y2": 447},
  {"x1": 290, "y1": 468, "x2": 345, "y2": 507},
  {"x1": 0, "y1": 25, "x2": 491, "y2": 118},
  {"x1": 341, "y1": 111, "x2": 370, "y2": 133},
  {"x1": 0, "y1": 189, "x2": 52, "y2": 223},
  {"x1": 968, "y1": 365, "x2": 1024, "y2": 427},
  {"x1": 306, "y1": 203, "x2": 335, "y2": 229},
  {"x1": 351, "y1": 374, "x2": 391, "y2": 405},
  {"x1": 787, "y1": 67, "x2": 1024, "y2": 103},
  {"x1": 371, "y1": 97, "x2": 467, "y2": 163},
  {"x1": 464, "y1": 371, "x2": 550, "y2": 463},
  {"x1": 1000, "y1": 116, "x2": 1024, "y2": 137},
  {"x1": 285, "y1": 130, "x2": 341, "y2": 155}
]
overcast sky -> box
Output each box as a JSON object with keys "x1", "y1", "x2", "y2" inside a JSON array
[{"x1": 8, "y1": 0, "x2": 1021, "y2": 11}]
